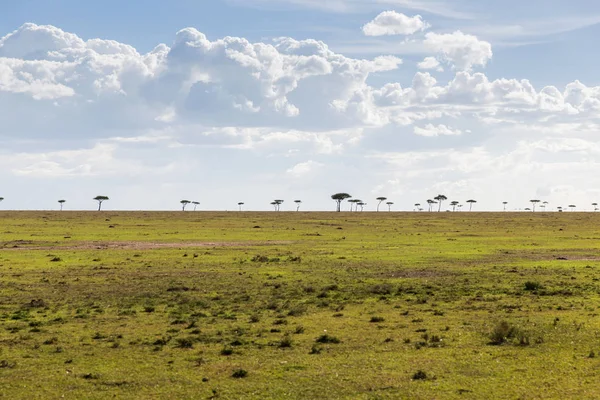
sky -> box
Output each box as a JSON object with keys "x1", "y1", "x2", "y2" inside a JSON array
[{"x1": 2, "y1": 0, "x2": 600, "y2": 211}]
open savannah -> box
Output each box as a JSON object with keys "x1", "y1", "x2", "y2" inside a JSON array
[{"x1": 2, "y1": 210, "x2": 600, "y2": 399}]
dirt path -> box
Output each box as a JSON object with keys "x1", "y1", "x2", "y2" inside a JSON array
[{"x1": 0, "y1": 240, "x2": 293, "y2": 251}]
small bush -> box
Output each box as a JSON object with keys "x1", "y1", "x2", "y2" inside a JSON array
[
  {"x1": 309, "y1": 344, "x2": 322, "y2": 354},
  {"x1": 412, "y1": 370, "x2": 427, "y2": 380},
  {"x1": 175, "y1": 338, "x2": 194, "y2": 349},
  {"x1": 220, "y1": 347, "x2": 234, "y2": 356},
  {"x1": 249, "y1": 314, "x2": 260, "y2": 323},
  {"x1": 370, "y1": 316, "x2": 385, "y2": 323},
  {"x1": 316, "y1": 334, "x2": 340, "y2": 344},
  {"x1": 294, "y1": 325, "x2": 305, "y2": 334},
  {"x1": 231, "y1": 369, "x2": 248, "y2": 378},
  {"x1": 144, "y1": 306, "x2": 155, "y2": 313},
  {"x1": 279, "y1": 335, "x2": 293, "y2": 348},
  {"x1": 370, "y1": 284, "x2": 394, "y2": 295},
  {"x1": 489, "y1": 321, "x2": 518, "y2": 345},
  {"x1": 0, "y1": 360, "x2": 16, "y2": 369},
  {"x1": 524, "y1": 281, "x2": 542, "y2": 291}
]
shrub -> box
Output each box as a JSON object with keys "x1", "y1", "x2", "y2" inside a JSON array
[
  {"x1": 524, "y1": 281, "x2": 542, "y2": 291},
  {"x1": 231, "y1": 369, "x2": 248, "y2": 378},
  {"x1": 175, "y1": 337, "x2": 194, "y2": 349},
  {"x1": 370, "y1": 284, "x2": 394, "y2": 295},
  {"x1": 489, "y1": 321, "x2": 518, "y2": 345},
  {"x1": 316, "y1": 334, "x2": 340, "y2": 344},
  {"x1": 0, "y1": 360, "x2": 16, "y2": 369},
  {"x1": 279, "y1": 335, "x2": 293, "y2": 348},
  {"x1": 412, "y1": 370, "x2": 427, "y2": 380},
  {"x1": 370, "y1": 316, "x2": 385, "y2": 323},
  {"x1": 220, "y1": 347, "x2": 234, "y2": 356}
]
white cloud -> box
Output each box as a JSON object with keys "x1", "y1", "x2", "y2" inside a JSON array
[
  {"x1": 286, "y1": 160, "x2": 324, "y2": 177},
  {"x1": 362, "y1": 11, "x2": 429, "y2": 36},
  {"x1": 417, "y1": 56, "x2": 443, "y2": 71},
  {"x1": 414, "y1": 124, "x2": 462, "y2": 136},
  {"x1": 3, "y1": 23, "x2": 600, "y2": 210},
  {"x1": 423, "y1": 31, "x2": 492, "y2": 70}
]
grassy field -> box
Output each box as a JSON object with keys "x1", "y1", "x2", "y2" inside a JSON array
[{"x1": 2, "y1": 211, "x2": 600, "y2": 399}]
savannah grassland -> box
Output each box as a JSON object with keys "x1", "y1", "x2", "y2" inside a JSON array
[{"x1": 1, "y1": 211, "x2": 600, "y2": 399}]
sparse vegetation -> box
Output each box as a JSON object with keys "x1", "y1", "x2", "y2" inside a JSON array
[{"x1": 0, "y1": 211, "x2": 598, "y2": 398}]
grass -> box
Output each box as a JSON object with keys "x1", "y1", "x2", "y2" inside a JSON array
[{"x1": 1, "y1": 210, "x2": 600, "y2": 398}]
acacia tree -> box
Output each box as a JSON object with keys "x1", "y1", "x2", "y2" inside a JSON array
[
  {"x1": 270, "y1": 201, "x2": 277, "y2": 211},
  {"x1": 557, "y1": 206, "x2": 563, "y2": 212},
  {"x1": 294, "y1": 200, "x2": 302, "y2": 211},
  {"x1": 181, "y1": 200, "x2": 191, "y2": 211},
  {"x1": 569, "y1": 204, "x2": 576, "y2": 211},
  {"x1": 434, "y1": 194, "x2": 447, "y2": 212},
  {"x1": 349, "y1": 199, "x2": 361, "y2": 212},
  {"x1": 0, "y1": 197, "x2": 4, "y2": 203},
  {"x1": 414, "y1": 203, "x2": 421, "y2": 211},
  {"x1": 58, "y1": 199, "x2": 66, "y2": 211},
  {"x1": 376, "y1": 197, "x2": 387, "y2": 212},
  {"x1": 357, "y1": 202, "x2": 366, "y2": 212},
  {"x1": 238, "y1": 202, "x2": 244, "y2": 211},
  {"x1": 386, "y1": 201, "x2": 394, "y2": 211},
  {"x1": 94, "y1": 196, "x2": 109, "y2": 211},
  {"x1": 466, "y1": 199, "x2": 477, "y2": 211},
  {"x1": 450, "y1": 201, "x2": 459, "y2": 212},
  {"x1": 542, "y1": 201, "x2": 549, "y2": 211},
  {"x1": 426, "y1": 199, "x2": 435, "y2": 212},
  {"x1": 331, "y1": 193, "x2": 351, "y2": 212},
  {"x1": 502, "y1": 201, "x2": 508, "y2": 211},
  {"x1": 273, "y1": 199, "x2": 284, "y2": 211},
  {"x1": 593, "y1": 202, "x2": 598, "y2": 211},
  {"x1": 530, "y1": 199, "x2": 541, "y2": 212},
  {"x1": 192, "y1": 201, "x2": 200, "y2": 211}
]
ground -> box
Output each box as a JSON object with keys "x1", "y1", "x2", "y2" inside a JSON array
[{"x1": 1, "y1": 211, "x2": 600, "y2": 399}]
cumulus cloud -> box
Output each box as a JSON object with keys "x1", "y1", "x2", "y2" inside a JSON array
[
  {"x1": 286, "y1": 160, "x2": 324, "y2": 177},
  {"x1": 414, "y1": 124, "x2": 462, "y2": 137},
  {"x1": 417, "y1": 56, "x2": 443, "y2": 72},
  {"x1": 423, "y1": 31, "x2": 492, "y2": 71},
  {"x1": 3, "y1": 23, "x2": 600, "y2": 210},
  {"x1": 362, "y1": 11, "x2": 429, "y2": 36}
]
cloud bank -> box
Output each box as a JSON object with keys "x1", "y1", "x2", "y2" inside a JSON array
[{"x1": 2, "y1": 21, "x2": 600, "y2": 210}]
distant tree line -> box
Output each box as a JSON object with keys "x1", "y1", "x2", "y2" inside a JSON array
[{"x1": 0, "y1": 194, "x2": 596, "y2": 212}]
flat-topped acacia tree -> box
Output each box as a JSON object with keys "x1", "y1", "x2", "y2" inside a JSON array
[
  {"x1": 503, "y1": 201, "x2": 508, "y2": 211},
  {"x1": 466, "y1": 199, "x2": 477, "y2": 211},
  {"x1": 386, "y1": 201, "x2": 394, "y2": 211},
  {"x1": 58, "y1": 199, "x2": 66, "y2": 211},
  {"x1": 273, "y1": 200, "x2": 284, "y2": 211},
  {"x1": 238, "y1": 202, "x2": 244, "y2": 211},
  {"x1": 376, "y1": 197, "x2": 387, "y2": 212},
  {"x1": 180, "y1": 200, "x2": 191, "y2": 211},
  {"x1": 450, "y1": 201, "x2": 459, "y2": 211},
  {"x1": 331, "y1": 193, "x2": 351, "y2": 212},
  {"x1": 294, "y1": 200, "x2": 302, "y2": 211},
  {"x1": 530, "y1": 199, "x2": 541, "y2": 212},
  {"x1": 434, "y1": 194, "x2": 447, "y2": 212},
  {"x1": 192, "y1": 201, "x2": 200, "y2": 211},
  {"x1": 93, "y1": 196, "x2": 109, "y2": 211}
]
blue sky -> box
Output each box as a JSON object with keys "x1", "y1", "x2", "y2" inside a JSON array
[{"x1": 2, "y1": 0, "x2": 600, "y2": 211}]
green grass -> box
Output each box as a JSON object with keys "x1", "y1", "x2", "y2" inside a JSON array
[{"x1": 1, "y1": 211, "x2": 600, "y2": 398}]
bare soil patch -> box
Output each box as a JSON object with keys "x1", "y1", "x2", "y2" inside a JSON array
[{"x1": 1, "y1": 240, "x2": 292, "y2": 251}]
